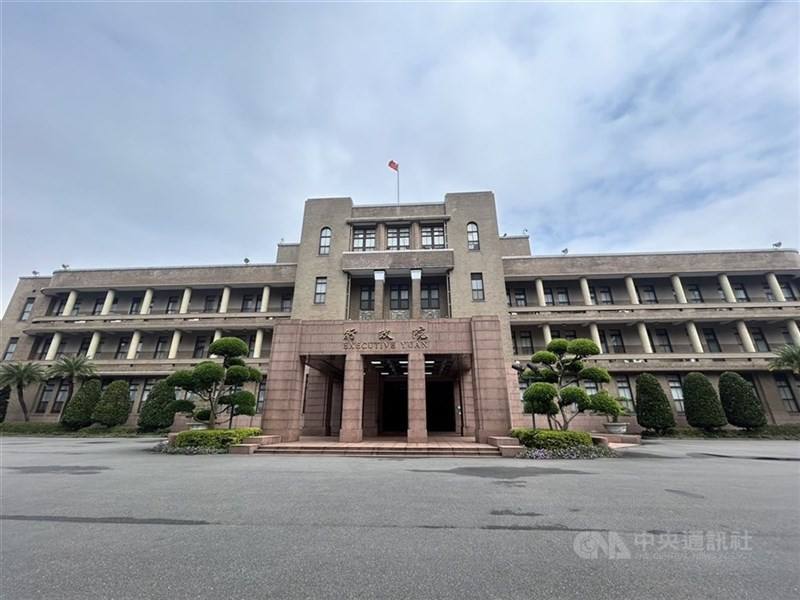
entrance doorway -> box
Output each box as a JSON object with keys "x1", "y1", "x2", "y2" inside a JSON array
[
  {"x1": 380, "y1": 380, "x2": 407, "y2": 433},
  {"x1": 426, "y1": 381, "x2": 456, "y2": 432}
]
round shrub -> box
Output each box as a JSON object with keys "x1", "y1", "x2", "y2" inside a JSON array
[
  {"x1": 192, "y1": 362, "x2": 226, "y2": 388},
  {"x1": 566, "y1": 338, "x2": 600, "y2": 357},
  {"x1": 589, "y1": 391, "x2": 624, "y2": 420},
  {"x1": 635, "y1": 373, "x2": 676, "y2": 434},
  {"x1": 224, "y1": 366, "x2": 251, "y2": 386},
  {"x1": 208, "y1": 337, "x2": 249, "y2": 359},
  {"x1": 560, "y1": 386, "x2": 589, "y2": 410},
  {"x1": 193, "y1": 408, "x2": 212, "y2": 422},
  {"x1": 61, "y1": 379, "x2": 102, "y2": 430},
  {"x1": 531, "y1": 351, "x2": 558, "y2": 365},
  {"x1": 166, "y1": 370, "x2": 196, "y2": 391},
  {"x1": 219, "y1": 390, "x2": 257, "y2": 416},
  {"x1": 719, "y1": 372, "x2": 766, "y2": 430},
  {"x1": 546, "y1": 339, "x2": 569, "y2": 355},
  {"x1": 683, "y1": 372, "x2": 727, "y2": 431},
  {"x1": 91, "y1": 380, "x2": 131, "y2": 427},
  {"x1": 523, "y1": 382, "x2": 558, "y2": 415},
  {"x1": 137, "y1": 380, "x2": 177, "y2": 432},
  {"x1": 171, "y1": 399, "x2": 196, "y2": 414},
  {"x1": 174, "y1": 427, "x2": 261, "y2": 450},
  {"x1": 579, "y1": 366, "x2": 611, "y2": 384}
]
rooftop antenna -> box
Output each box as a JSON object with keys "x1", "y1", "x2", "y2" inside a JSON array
[
  {"x1": 61, "y1": 264, "x2": 70, "y2": 270},
  {"x1": 561, "y1": 248, "x2": 569, "y2": 256},
  {"x1": 773, "y1": 241, "x2": 782, "y2": 248}
]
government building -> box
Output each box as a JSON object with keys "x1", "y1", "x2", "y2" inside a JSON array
[{"x1": 2, "y1": 192, "x2": 799, "y2": 440}]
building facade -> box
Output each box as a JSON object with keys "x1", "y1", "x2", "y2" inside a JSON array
[{"x1": 2, "y1": 191, "x2": 800, "y2": 439}]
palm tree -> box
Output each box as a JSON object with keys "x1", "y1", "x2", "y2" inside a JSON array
[
  {"x1": 769, "y1": 344, "x2": 800, "y2": 375},
  {"x1": 0, "y1": 362, "x2": 47, "y2": 421},
  {"x1": 47, "y1": 355, "x2": 97, "y2": 418}
]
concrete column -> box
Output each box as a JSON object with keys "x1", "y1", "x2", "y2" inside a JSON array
[
  {"x1": 636, "y1": 322, "x2": 653, "y2": 354},
  {"x1": 44, "y1": 332, "x2": 62, "y2": 360},
  {"x1": 126, "y1": 331, "x2": 141, "y2": 360},
  {"x1": 339, "y1": 353, "x2": 364, "y2": 442},
  {"x1": 213, "y1": 330, "x2": 222, "y2": 342},
  {"x1": 179, "y1": 288, "x2": 192, "y2": 314},
  {"x1": 253, "y1": 329, "x2": 264, "y2": 359},
  {"x1": 766, "y1": 273, "x2": 786, "y2": 302},
  {"x1": 718, "y1": 274, "x2": 737, "y2": 303},
  {"x1": 410, "y1": 269, "x2": 422, "y2": 320},
  {"x1": 686, "y1": 321, "x2": 704, "y2": 353},
  {"x1": 219, "y1": 287, "x2": 231, "y2": 313},
  {"x1": 542, "y1": 324, "x2": 552, "y2": 345},
  {"x1": 671, "y1": 274, "x2": 687, "y2": 304},
  {"x1": 736, "y1": 321, "x2": 756, "y2": 353},
  {"x1": 168, "y1": 330, "x2": 182, "y2": 359},
  {"x1": 86, "y1": 332, "x2": 101, "y2": 359},
  {"x1": 62, "y1": 291, "x2": 78, "y2": 316},
  {"x1": 407, "y1": 352, "x2": 427, "y2": 442},
  {"x1": 535, "y1": 279, "x2": 546, "y2": 307},
  {"x1": 259, "y1": 285, "x2": 271, "y2": 313},
  {"x1": 589, "y1": 323, "x2": 602, "y2": 353},
  {"x1": 100, "y1": 289, "x2": 116, "y2": 315},
  {"x1": 140, "y1": 288, "x2": 154, "y2": 315},
  {"x1": 579, "y1": 278, "x2": 593, "y2": 305},
  {"x1": 373, "y1": 271, "x2": 385, "y2": 319},
  {"x1": 786, "y1": 320, "x2": 800, "y2": 346},
  {"x1": 625, "y1": 276, "x2": 640, "y2": 305},
  {"x1": 376, "y1": 223, "x2": 386, "y2": 251},
  {"x1": 411, "y1": 222, "x2": 422, "y2": 249}
]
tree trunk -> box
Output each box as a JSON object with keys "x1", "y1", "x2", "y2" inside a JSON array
[{"x1": 16, "y1": 385, "x2": 30, "y2": 422}]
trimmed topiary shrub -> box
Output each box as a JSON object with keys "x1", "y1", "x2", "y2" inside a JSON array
[
  {"x1": 683, "y1": 372, "x2": 727, "y2": 431},
  {"x1": 91, "y1": 380, "x2": 131, "y2": 427},
  {"x1": 509, "y1": 428, "x2": 592, "y2": 450},
  {"x1": 61, "y1": 379, "x2": 102, "y2": 430},
  {"x1": 174, "y1": 427, "x2": 262, "y2": 450},
  {"x1": 718, "y1": 372, "x2": 767, "y2": 430},
  {"x1": 137, "y1": 381, "x2": 178, "y2": 432},
  {"x1": 635, "y1": 373, "x2": 676, "y2": 434}
]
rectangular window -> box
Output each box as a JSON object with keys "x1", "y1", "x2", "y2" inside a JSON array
[
  {"x1": 517, "y1": 331, "x2": 533, "y2": 356},
  {"x1": 389, "y1": 284, "x2": 409, "y2": 310},
  {"x1": 128, "y1": 382, "x2": 140, "y2": 407},
  {"x1": 420, "y1": 224, "x2": 445, "y2": 249},
  {"x1": 639, "y1": 285, "x2": 658, "y2": 304},
  {"x1": 77, "y1": 337, "x2": 91, "y2": 357},
  {"x1": 506, "y1": 288, "x2": 512, "y2": 307},
  {"x1": 421, "y1": 284, "x2": 440, "y2": 310},
  {"x1": 556, "y1": 287, "x2": 570, "y2": 306},
  {"x1": 616, "y1": 376, "x2": 635, "y2": 413},
  {"x1": 35, "y1": 382, "x2": 55, "y2": 413},
  {"x1": 543, "y1": 288, "x2": 555, "y2": 306},
  {"x1": 733, "y1": 284, "x2": 749, "y2": 302},
  {"x1": 115, "y1": 337, "x2": 130, "y2": 360},
  {"x1": 31, "y1": 336, "x2": 52, "y2": 360},
  {"x1": 775, "y1": 374, "x2": 799, "y2": 413},
  {"x1": 3, "y1": 338, "x2": 18, "y2": 361},
  {"x1": 668, "y1": 375, "x2": 684, "y2": 414},
  {"x1": 651, "y1": 328, "x2": 673, "y2": 353},
  {"x1": 193, "y1": 336, "x2": 208, "y2": 359},
  {"x1": 471, "y1": 273, "x2": 485, "y2": 301},
  {"x1": 607, "y1": 330, "x2": 625, "y2": 353},
  {"x1": 702, "y1": 328, "x2": 721, "y2": 353},
  {"x1": 563, "y1": 330, "x2": 577, "y2": 340},
  {"x1": 583, "y1": 380, "x2": 599, "y2": 395},
  {"x1": 153, "y1": 336, "x2": 169, "y2": 359},
  {"x1": 599, "y1": 332, "x2": 609, "y2": 354},
  {"x1": 360, "y1": 286, "x2": 375, "y2": 311},
  {"x1": 314, "y1": 277, "x2": 327, "y2": 304},
  {"x1": 733, "y1": 329, "x2": 744, "y2": 351},
  {"x1": 54, "y1": 298, "x2": 67, "y2": 316},
  {"x1": 129, "y1": 297, "x2": 142, "y2": 314},
  {"x1": 550, "y1": 329, "x2": 561, "y2": 340},
  {"x1": 280, "y1": 295, "x2": 292, "y2": 313},
  {"x1": 764, "y1": 283, "x2": 775, "y2": 302},
  {"x1": 256, "y1": 380, "x2": 267, "y2": 412},
  {"x1": 19, "y1": 298, "x2": 35, "y2": 321},
  {"x1": 387, "y1": 226, "x2": 410, "y2": 250},
  {"x1": 780, "y1": 281, "x2": 796, "y2": 301},
  {"x1": 783, "y1": 329, "x2": 794, "y2": 345},
  {"x1": 165, "y1": 296, "x2": 179, "y2": 314},
  {"x1": 596, "y1": 287, "x2": 613, "y2": 305},
  {"x1": 203, "y1": 295, "x2": 219, "y2": 313},
  {"x1": 352, "y1": 227, "x2": 376, "y2": 252},
  {"x1": 247, "y1": 335, "x2": 256, "y2": 358},
  {"x1": 750, "y1": 328, "x2": 770, "y2": 352},
  {"x1": 241, "y1": 295, "x2": 256, "y2": 313},
  {"x1": 513, "y1": 288, "x2": 527, "y2": 307},
  {"x1": 92, "y1": 298, "x2": 105, "y2": 315},
  {"x1": 686, "y1": 284, "x2": 703, "y2": 304}
]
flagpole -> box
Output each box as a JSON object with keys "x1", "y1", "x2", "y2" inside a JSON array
[{"x1": 397, "y1": 168, "x2": 400, "y2": 205}]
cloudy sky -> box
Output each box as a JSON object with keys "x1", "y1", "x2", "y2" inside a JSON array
[{"x1": 2, "y1": 2, "x2": 798, "y2": 307}]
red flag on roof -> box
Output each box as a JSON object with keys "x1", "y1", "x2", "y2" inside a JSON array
[{"x1": 388, "y1": 160, "x2": 399, "y2": 171}]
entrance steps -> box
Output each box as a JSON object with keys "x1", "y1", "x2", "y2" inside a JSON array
[{"x1": 251, "y1": 437, "x2": 503, "y2": 457}]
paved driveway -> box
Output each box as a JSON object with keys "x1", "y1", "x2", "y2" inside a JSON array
[{"x1": 1, "y1": 437, "x2": 798, "y2": 600}]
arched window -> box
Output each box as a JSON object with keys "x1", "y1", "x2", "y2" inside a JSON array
[
  {"x1": 467, "y1": 222, "x2": 480, "y2": 251},
  {"x1": 319, "y1": 227, "x2": 332, "y2": 255}
]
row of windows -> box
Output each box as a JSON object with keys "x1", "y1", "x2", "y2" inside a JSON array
[
  {"x1": 313, "y1": 274, "x2": 485, "y2": 306},
  {"x1": 47, "y1": 293, "x2": 292, "y2": 317},
  {"x1": 318, "y1": 222, "x2": 481, "y2": 254}
]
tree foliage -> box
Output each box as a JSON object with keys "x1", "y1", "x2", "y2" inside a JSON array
[
  {"x1": 61, "y1": 379, "x2": 102, "y2": 430},
  {"x1": 769, "y1": 344, "x2": 800, "y2": 375},
  {"x1": 46, "y1": 356, "x2": 97, "y2": 421},
  {"x1": 718, "y1": 372, "x2": 766, "y2": 430},
  {"x1": 634, "y1": 373, "x2": 676, "y2": 434},
  {"x1": 137, "y1": 380, "x2": 180, "y2": 432},
  {"x1": 683, "y1": 372, "x2": 727, "y2": 431},
  {"x1": 91, "y1": 380, "x2": 132, "y2": 427},
  {"x1": 0, "y1": 362, "x2": 47, "y2": 422}
]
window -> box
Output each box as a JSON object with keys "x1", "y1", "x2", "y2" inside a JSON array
[
  {"x1": 35, "y1": 382, "x2": 56, "y2": 413},
  {"x1": 31, "y1": 336, "x2": 52, "y2": 360},
  {"x1": 591, "y1": 287, "x2": 613, "y2": 305},
  {"x1": 783, "y1": 329, "x2": 794, "y2": 345},
  {"x1": 256, "y1": 379, "x2": 267, "y2": 413},
  {"x1": 471, "y1": 273, "x2": 485, "y2": 301},
  {"x1": 280, "y1": 294, "x2": 292, "y2": 313},
  {"x1": 550, "y1": 329, "x2": 561, "y2": 339},
  {"x1": 241, "y1": 295, "x2": 256, "y2": 313},
  {"x1": 750, "y1": 328, "x2": 770, "y2": 352},
  {"x1": 686, "y1": 284, "x2": 703, "y2": 304},
  {"x1": 733, "y1": 284, "x2": 749, "y2": 302},
  {"x1": 466, "y1": 222, "x2": 480, "y2": 250},
  {"x1": 733, "y1": 329, "x2": 744, "y2": 351},
  {"x1": 128, "y1": 382, "x2": 140, "y2": 407},
  {"x1": 421, "y1": 224, "x2": 445, "y2": 249},
  {"x1": 139, "y1": 379, "x2": 155, "y2": 413},
  {"x1": 129, "y1": 297, "x2": 142, "y2": 314},
  {"x1": 555, "y1": 287, "x2": 570, "y2": 306},
  {"x1": 19, "y1": 298, "x2": 35, "y2": 321},
  {"x1": 516, "y1": 331, "x2": 533, "y2": 356},
  {"x1": 667, "y1": 376, "x2": 684, "y2": 414},
  {"x1": 54, "y1": 297, "x2": 67, "y2": 315},
  {"x1": 92, "y1": 298, "x2": 105, "y2": 315},
  {"x1": 583, "y1": 380, "x2": 599, "y2": 395},
  {"x1": 775, "y1": 374, "x2": 799, "y2": 413},
  {"x1": 639, "y1": 285, "x2": 658, "y2": 304},
  {"x1": 77, "y1": 337, "x2": 91, "y2": 357},
  {"x1": 352, "y1": 227, "x2": 376, "y2": 252},
  {"x1": 3, "y1": 338, "x2": 18, "y2": 361},
  {"x1": 314, "y1": 277, "x2": 327, "y2": 304},
  {"x1": 47, "y1": 380, "x2": 69, "y2": 414},
  {"x1": 563, "y1": 330, "x2": 577, "y2": 340},
  {"x1": 702, "y1": 328, "x2": 721, "y2": 353},
  {"x1": 246, "y1": 335, "x2": 256, "y2": 358},
  {"x1": 616, "y1": 376, "x2": 634, "y2": 413},
  {"x1": 193, "y1": 337, "x2": 208, "y2": 358},
  {"x1": 599, "y1": 332, "x2": 609, "y2": 353},
  {"x1": 421, "y1": 285, "x2": 440, "y2": 310},
  {"x1": 651, "y1": 328, "x2": 673, "y2": 353},
  {"x1": 165, "y1": 296, "x2": 179, "y2": 314},
  {"x1": 203, "y1": 295, "x2": 219, "y2": 313},
  {"x1": 506, "y1": 288, "x2": 512, "y2": 307},
  {"x1": 115, "y1": 337, "x2": 130, "y2": 360},
  {"x1": 70, "y1": 300, "x2": 82, "y2": 316},
  {"x1": 387, "y1": 226, "x2": 410, "y2": 250},
  {"x1": 513, "y1": 289, "x2": 527, "y2": 307},
  {"x1": 780, "y1": 281, "x2": 796, "y2": 301},
  {"x1": 360, "y1": 286, "x2": 375, "y2": 311},
  {"x1": 606, "y1": 330, "x2": 625, "y2": 353},
  {"x1": 319, "y1": 227, "x2": 332, "y2": 255},
  {"x1": 153, "y1": 336, "x2": 169, "y2": 359},
  {"x1": 543, "y1": 288, "x2": 555, "y2": 306},
  {"x1": 390, "y1": 284, "x2": 409, "y2": 310}
]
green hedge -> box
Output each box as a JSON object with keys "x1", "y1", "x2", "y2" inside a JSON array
[
  {"x1": 510, "y1": 428, "x2": 592, "y2": 450},
  {"x1": 634, "y1": 373, "x2": 676, "y2": 433},
  {"x1": 683, "y1": 372, "x2": 727, "y2": 431},
  {"x1": 718, "y1": 372, "x2": 766, "y2": 430},
  {"x1": 62, "y1": 380, "x2": 102, "y2": 430},
  {"x1": 174, "y1": 427, "x2": 262, "y2": 450},
  {"x1": 0, "y1": 423, "x2": 139, "y2": 437},
  {"x1": 92, "y1": 380, "x2": 132, "y2": 427},
  {"x1": 0, "y1": 422, "x2": 66, "y2": 435}
]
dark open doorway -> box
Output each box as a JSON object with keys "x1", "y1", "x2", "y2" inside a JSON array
[
  {"x1": 380, "y1": 380, "x2": 408, "y2": 433},
  {"x1": 426, "y1": 380, "x2": 455, "y2": 432}
]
